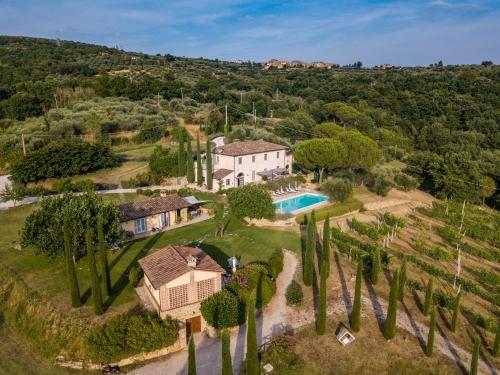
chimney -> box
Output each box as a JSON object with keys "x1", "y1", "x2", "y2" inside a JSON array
[{"x1": 187, "y1": 255, "x2": 197, "y2": 268}]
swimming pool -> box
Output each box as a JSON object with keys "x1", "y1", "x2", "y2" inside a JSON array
[{"x1": 274, "y1": 193, "x2": 329, "y2": 214}]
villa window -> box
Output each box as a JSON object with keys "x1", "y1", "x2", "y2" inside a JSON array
[
  {"x1": 277, "y1": 152, "x2": 280, "y2": 158},
  {"x1": 169, "y1": 284, "x2": 188, "y2": 308},
  {"x1": 264, "y1": 153, "x2": 267, "y2": 161},
  {"x1": 238, "y1": 157, "x2": 242, "y2": 165},
  {"x1": 197, "y1": 278, "x2": 215, "y2": 301},
  {"x1": 226, "y1": 178, "x2": 230, "y2": 186},
  {"x1": 216, "y1": 156, "x2": 219, "y2": 164},
  {"x1": 135, "y1": 218, "x2": 146, "y2": 233},
  {"x1": 252, "y1": 155, "x2": 256, "y2": 162}
]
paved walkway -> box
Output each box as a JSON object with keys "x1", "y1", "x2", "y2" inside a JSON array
[{"x1": 129, "y1": 251, "x2": 298, "y2": 375}]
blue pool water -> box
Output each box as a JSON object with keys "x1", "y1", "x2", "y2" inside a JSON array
[{"x1": 275, "y1": 194, "x2": 329, "y2": 213}]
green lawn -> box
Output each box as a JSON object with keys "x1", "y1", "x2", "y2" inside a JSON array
[
  {"x1": 295, "y1": 197, "x2": 364, "y2": 223},
  {"x1": 0, "y1": 201, "x2": 300, "y2": 317}
]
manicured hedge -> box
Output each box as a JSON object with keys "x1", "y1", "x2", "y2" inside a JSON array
[
  {"x1": 86, "y1": 314, "x2": 178, "y2": 362},
  {"x1": 10, "y1": 140, "x2": 117, "y2": 183}
]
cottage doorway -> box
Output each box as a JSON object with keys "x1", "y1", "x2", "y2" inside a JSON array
[
  {"x1": 160, "y1": 212, "x2": 168, "y2": 228},
  {"x1": 186, "y1": 316, "x2": 201, "y2": 338},
  {"x1": 236, "y1": 173, "x2": 244, "y2": 186}
]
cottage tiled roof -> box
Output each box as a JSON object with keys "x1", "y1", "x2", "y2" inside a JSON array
[
  {"x1": 212, "y1": 169, "x2": 233, "y2": 180},
  {"x1": 118, "y1": 195, "x2": 191, "y2": 222},
  {"x1": 213, "y1": 139, "x2": 288, "y2": 157},
  {"x1": 138, "y1": 245, "x2": 226, "y2": 289}
]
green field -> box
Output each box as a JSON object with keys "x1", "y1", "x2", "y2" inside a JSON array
[{"x1": 0, "y1": 198, "x2": 300, "y2": 317}]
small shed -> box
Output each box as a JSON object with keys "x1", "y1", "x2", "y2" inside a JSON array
[{"x1": 336, "y1": 324, "x2": 355, "y2": 346}]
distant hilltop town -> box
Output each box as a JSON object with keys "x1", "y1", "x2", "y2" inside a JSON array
[{"x1": 233, "y1": 59, "x2": 394, "y2": 70}]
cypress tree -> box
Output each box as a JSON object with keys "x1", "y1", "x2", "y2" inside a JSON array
[
  {"x1": 322, "y1": 214, "x2": 330, "y2": 278},
  {"x1": 316, "y1": 260, "x2": 327, "y2": 335},
  {"x1": 423, "y1": 279, "x2": 434, "y2": 316},
  {"x1": 351, "y1": 259, "x2": 363, "y2": 332},
  {"x1": 371, "y1": 247, "x2": 381, "y2": 285},
  {"x1": 97, "y1": 213, "x2": 111, "y2": 298},
  {"x1": 398, "y1": 257, "x2": 407, "y2": 302},
  {"x1": 493, "y1": 319, "x2": 499, "y2": 357},
  {"x1": 63, "y1": 216, "x2": 81, "y2": 308},
  {"x1": 451, "y1": 291, "x2": 462, "y2": 333},
  {"x1": 196, "y1": 136, "x2": 202, "y2": 186},
  {"x1": 425, "y1": 306, "x2": 436, "y2": 357},
  {"x1": 186, "y1": 135, "x2": 194, "y2": 183},
  {"x1": 303, "y1": 216, "x2": 315, "y2": 286},
  {"x1": 86, "y1": 228, "x2": 103, "y2": 315},
  {"x1": 383, "y1": 269, "x2": 399, "y2": 340},
  {"x1": 206, "y1": 138, "x2": 213, "y2": 190},
  {"x1": 470, "y1": 335, "x2": 480, "y2": 375},
  {"x1": 245, "y1": 290, "x2": 259, "y2": 375},
  {"x1": 188, "y1": 335, "x2": 197, "y2": 375},
  {"x1": 178, "y1": 128, "x2": 186, "y2": 176},
  {"x1": 221, "y1": 329, "x2": 233, "y2": 375}
]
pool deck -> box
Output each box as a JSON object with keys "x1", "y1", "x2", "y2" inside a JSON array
[{"x1": 273, "y1": 190, "x2": 330, "y2": 215}]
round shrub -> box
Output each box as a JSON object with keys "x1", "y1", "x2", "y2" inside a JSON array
[
  {"x1": 267, "y1": 249, "x2": 284, "y2": 278},
  {"x1": 322, "y1": 178, "x2": 353, "y2": 202},
  {"x1": 285, "y1": 281, "x2": 303, "y2": 305},
  {"x1": 227, "y1": 263, "x2": 276, "y2": 309},
  {"x1": 200, "y1": 289, "x2": 244, "y2": 329},
  {"x1": 128, "y1": 266, "x2": 143, "y2": 287}
]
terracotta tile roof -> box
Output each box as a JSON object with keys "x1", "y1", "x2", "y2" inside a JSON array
[
  {"x1": 212, "y1": 169, "x2": 233, "y2": 180},
  {"x1": 138, "y1": 245, "x2": 226, "y2": 289},
  {"x1": 118, "y1": 195, "x2": 191, "y2": 222},
  {"x1": 213, "y1": 139, "x2": 288, "y2": 157}
]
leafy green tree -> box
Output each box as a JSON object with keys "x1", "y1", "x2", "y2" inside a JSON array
[
  {"x1": 200, "y1": 289, "x2": 244, "y2": 329},
  {"x1": 97, "y1": 212, "x2": 111, "y2": 298},
  {"x1": 426, "y1": 307, "x2": 436, "y2": 357},
  {"x1": 221, "y1": 329, "x2": 233, "y2": 375},
  {"x1": 149, "y1": 146, "x2": 179, "y2": 177},
  {"x1": 335, "y1": 130, "x2": 382, "y2": 172},
  {"x1": 21, "y1": 193, "x2": 121, "y2": 258},
  {"x1": 398, "y1": 258, "x2": 407, "y2": 302},
  {"x1": 206, "y1": 138, "x2": 213, "y2": 190},
  {"x1": 63, "y1": 216, "x2": 81, "y2": 308},
  {"x1": 480, "y1": 176, "x2": 496, "y2": 205},
  {"x1": 227, "y1": 184, "x2": 274, "y2": 219},
  {"x1": 245, "y1": 290, "x2": 259, "y2": 375},
  {"x1": 451, "y1": 291, "x2": 462, "y2": 332},
  {"x1": 186, "y1": 135, "x2": 194, "y2": 183},
  {"x1": 322, "y1": 178, "x2": 353, "y2": 202},
  {"x1": 177, "y1": 128, "x2": 186, "y2": 176},
  {"x1": 188, "y1": 335, "x2": 197, "y2": 375},
  {"x1": 323, "y1": 102, "x2": 360, "y2": 127},
  {"x1": 303, "y1": 215, "x2": 315, "y2": 286},
  {"x1": 86, "y1": 228, "x2": 103, "y2": 315},
  {"x1": 322, "y1": 214, "x2": 330, "y2": 277},
  {"x1": 196, "y1": 136, "x2": 202, "y2": 186},
  {"x1": 384, "y1": 269, "x2": 399, "y2": 340},
  {"x1": 316, "y1": 260, "x2": 327, "y2": 335},
  {"x1": 470, "y1": 336, "x2": 480, "y2": 375},
  {"x1": 313, "y1": 122, "x2": 343, "y2": 138},
  {"x1": 423, "y1": 279, "x2": 434, "y2": 316},
  {"x1": 294, "y1": 138, "x2": 347, "y2": 184},
  {"x1": 371, "y1": 247, "x2": 381, "y2": 284},
  {"x1": 351, "y1": 259, "x2": 363, "y2": 332}
]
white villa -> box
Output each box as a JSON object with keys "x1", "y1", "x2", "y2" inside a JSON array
[{"x1": 197, "y1": 139, "x2": 293, "y2": 189}]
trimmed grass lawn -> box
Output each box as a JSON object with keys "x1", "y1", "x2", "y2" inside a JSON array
[
  {"x1": 295, "y1": 197, "x2": 364, "y2": 223},
  {"x1": 0, "y1": 201, "x2": 300, "y2": 317}
]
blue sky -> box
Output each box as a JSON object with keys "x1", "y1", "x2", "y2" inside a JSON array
[{"x1": 1, "y1": 0, "x2": 499, "y2": 66}]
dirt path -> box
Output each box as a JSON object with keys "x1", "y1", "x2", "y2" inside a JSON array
[{"x1": 129, "y1": 251, "x2": 298, "y2": 375}]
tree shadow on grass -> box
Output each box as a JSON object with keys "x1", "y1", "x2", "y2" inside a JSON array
[
  {"x1": 334, "y1": 252, "x2": 352, "y2": 318},
  {"x1": 197, "y1": 243, "x2": 229, "y2": 272},
  {"x1": 437, "y1": 305, "x2": 451, "y2": 330},
  {"x1": 109, "y1": 241, "x2": 134, "y2": 271},
  {"x1": 363, "y1": 272, "x2": 385, "y2": 333},
  {"x1": 104, "y1": 232, "x2": 163, "y2": 311},
  {"x1": 412, "y1": 289, "x2": 424, "y2": 313},
  {"x1": 401, "y1": 301, "x2": 426, "y2": 352},
  {"x1": 436, "y1": 323, "x2": 468, "y2": 375}
]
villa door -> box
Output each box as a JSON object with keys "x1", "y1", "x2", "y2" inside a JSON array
[
  {"x1": 186, "y1": 316, "x2": 201, "y2": 338},
  {"x1": 160, "y1": 212, "x2": 168, "y2": 228},
  {"x1": 236, "y1": 173, "x2": 244, "y2": 186}
]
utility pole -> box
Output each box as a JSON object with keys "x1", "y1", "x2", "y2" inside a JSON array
[
  {"x1": 240, "y1": 91, "x2": 243, "y2": 104},
  {"x1": 252, "y1": 102, "x2": 256, "y2": 125},
  {"x1": 270, "y1": 109, "x2": 273, "y2": 118},
  {"x1": 224, "y1": 104, "x2": 228, "y2": 136},
  {"x1": 157, "y1": 92, "x2": 160, "y2": 109},
  {"x1": 181, "y1": 88, "x2": 184, "y2": 105},
  {"x1": 21, "y1": 134, "x2": 26, "y2": 155}
]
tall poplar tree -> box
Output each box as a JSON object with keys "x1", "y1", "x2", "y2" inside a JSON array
[
  {"x1": 63, "y1": 216, "x2": 81, "y2": 307},
  {"x1": 371, "y1": 247, "x2": 381, "y2": 285},
  {"x1": 383, "y1": 269, "x2": 399, "y2": 340},
  {"x1": 351, "y1": 259, "x2": 363, "y2": 332},
  {"x1": 97, "y1": 213, "x2": 111, "y2": 298},
  {"x1": 188, "y1": 335, "x2": 197, "y2": 375},
  {"x1": 178, "y1": 128, "x2": 186, "y2": 176},
  {"x1": 470, "y1": 335, "x2": 480, "y2": 375},
  {"x1": 322, "y1": 214, "x2": 330, "y2": 277},
  {"x1": 423, "y1": 279, "x2": 434, "y2": 316},
  {"x1": 196, "y1": 136, "x2": 202, "y2": 186},
  {"x1": 245, "y1": 290, "x2": 259, "y2": 375},
  {"x1": 316, "y1": 260, "x2": 327, "y2": 335},
  {"x1": 221, "y1": 329, "x2": 233, "y2": 375},
  {"x1": 303, "y1": 216, "x2": 315, "y2": 286},
  {"x1": 206, "y1": 138, "x2": 213, "y2": 190},
  {"x1": 86, "y1": 228, "x2": 103, "y2": 315},
  {"x1": 398, "y1": 257, "x2": 407, "y2": 302},
  {"x1": 426, "y1": 306, "x2": 436, "y2": 357},
  {"x1": 186, "y1": 135, "x2": 194, "y2": 183},
  {"x1": 451, "y1": 291, "x2": 462, "y2": 332}
]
